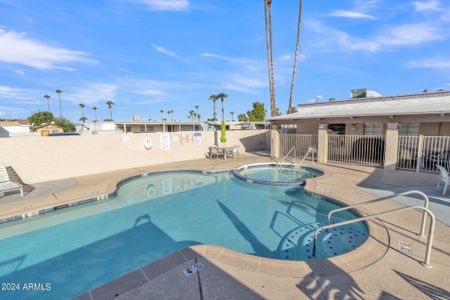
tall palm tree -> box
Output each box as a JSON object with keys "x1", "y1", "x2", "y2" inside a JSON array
[
  {"x1": 197, "y1": 113, "x2": 201, "y2": 121},
  {"x1": 55, "y1": 89, "x2": 63, "y2": 117},
  {"x1": 230, "y1": 112, "x2": 235, "y2": 122},
  {"x1": 92, "y1": 106, "x2": 98, "y2": 121},
  {"x1": 264, "y1": 0, "x2": 276, "y2": 116},
  {"x1": 106, "y1": 100, "x2": 114, "y2": 120},
  {"x1": 288, "y1": 0, "x2": 303, "y2": 114},
  {"x1": 43, "y1": 95, "x2": 51, "y2": 113},
  {"x1": 217, "y1": 92, "x2": 228, "y2": 121},
  {"x1": 79, "y1": 116, "x2": 87, "y2": 124},
  {"x1": 79, "y1": 103, "x2": 85, "y2": 119},
  {"x1": 195, "y1": 105, "x2": 199, "y2": 116},
  {"x1": 160, "y1": 109, "x2": 164, "y2": 121},
  {"x1": 209, "y1": 94, "x2": 219, "y2": 121},
  {"x1": 170, "y1": 109, "x2": 174, "y2": 120},
  {"x1": 189, "y1": 110, "x2": 194, "y2": 121}
]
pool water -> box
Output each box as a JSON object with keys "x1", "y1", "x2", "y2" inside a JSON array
[
  {"x1": 239, "y1": 165, "x2": 322, "y2": 183},
  {"x1": 0, "y1": 171, "x2": 367, "y2": 299}
]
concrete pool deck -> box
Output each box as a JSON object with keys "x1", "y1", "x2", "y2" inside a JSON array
[{"x1": 1, "y1": 153, "x2": 449, "y2": 299}]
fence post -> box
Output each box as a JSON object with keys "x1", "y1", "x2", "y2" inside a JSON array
[
  {"x1": 271, "y1": 129, "x2": 280, "y2": 158},
  {"x1": 416, "y1": 135, "x2": 424, "y2": 172},
  {"x1": 317, "y1": 124, "x2": 328, "y2": 163},
  {"x1": 384, "y1": 122, "x2": 399, "y2": 170}
]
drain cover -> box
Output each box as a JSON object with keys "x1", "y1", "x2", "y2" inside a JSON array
[{"x1": 183, "y1": 261, "x2": 206, "y2": 276}]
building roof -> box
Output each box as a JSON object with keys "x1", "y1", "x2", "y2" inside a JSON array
[
  {"x1": 0, "y1": 119, "x2": 30, "y2": 126},
  {"x1": 114, "y1": 120, "x2": 203, "y2": 125},
  {"x1": 32, "y1": 123, "x2": 64, "y2": 130},
  {"x1": 269, "y1": 91, "x2": 450, "y2": 121}
]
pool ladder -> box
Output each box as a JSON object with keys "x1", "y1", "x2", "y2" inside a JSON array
[
  {"x1": 279, "y1": 146, "x2": 296, "y2": 165},
  {"x1": 312, "y1": 190, "x2": 436, "y2": 268}
]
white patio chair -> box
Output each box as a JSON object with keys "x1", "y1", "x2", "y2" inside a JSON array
[
  {"x1": 0, "y1": 164, "x2": 23, "y2": 197},
  {"x1": 436, "y1": 165, "x2": 449, "y2": 196},
  {"x1": 209, "y1": 146, "x2": 221, "y2": 159},
  {"x1": 231, "y1": 145, "x2": 239, "y2": 158}
]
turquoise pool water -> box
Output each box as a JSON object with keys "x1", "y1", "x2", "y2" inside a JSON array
[
  {"x1": 0, "y1": 171, "x2": 367, "y2": 299},
  {"x1": 238, "y1": 165, "x2": 322, "y2": 183}
]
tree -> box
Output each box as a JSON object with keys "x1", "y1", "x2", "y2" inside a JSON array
[
  {"x1": 288, "y1": 0, "x2": 303, "y2": 114},
  {"x1": 79, "y1": 116, "x2": 87, "y2": 123},
  {"x1": 238, "y1": 113, "x2": 249, "y2": 122},
  {"x1": 55, "y1": 89, "x2": 63, "y2": 117},
  {"x1": 197, "y1": 113, "x2": 201, "y2": 121},
  {"x1": 160, "y1": 109, "x2": 164, "y2": 121},
  {"x1": 217, "y1": 92, "x2": 228, "y2": 121},
  {"x1": 264, "y1": 0, "x2": 276, "y2": 117},
  {"x1": 43, "y1": 95, "x2": 51, "y2": 112},
  {"x1": 53, "y1": 117, "x2": 76, "y2": 132},
  {"x1": 195, "y1": 105, "x2": 199, "y2": 116},
  {"x1": 28, "y1": 111, "x2": 54, "y2": 127},
  {"x1": 106, "y1": 100, "x2": 114, "y2": 120},
  {"x1": 92, "y1": 106, "x2": 98, "y2": 121},
  {"x1": 247, "y1": 101, "x2": 266, "y2": 121},
  {"x1": 230, "y1": 112, "x2": 235, "y2": 122},
  {"x1": 209, "y1": 94, "x2": 219, "y2": 121},
  {"x1": 79, "y1": 103, "x2": 86, "y2": 120}
]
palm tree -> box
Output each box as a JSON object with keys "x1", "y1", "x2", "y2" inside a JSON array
[
  {"x1": 195, "y1": 105, "x2": 199, "y2": 117},
  {"x1": 264, "y1": 0, "x2": 276, "y2": 116},
  {"x1": 169, "y1": 109, "x2": 174, "y2": 120},
  {"x1": 209, "y1": 94, "x2": 219, "y2": 121},
  {"x1": 160, "y1": 109, "x2": 164, "y2": 121},
  {"x1": 92, "y1": 106, "x2": 98, "y2": 121},
  {"x1": 230, "y1": 112, "x2": 235, "y2": 122},
  {"x1": 43, "y1": 95, "x2": 51, "y2": 112},
  {"x1": 79, "y1": 116, "x2": 87, "y2": 124},
  {"x1": 55, "y1": 89, "x2": 63, "y2": 117},
  {"x1": 79, "y1": 104, "x2": 86, "y2": 121},
  {"x1": 217, "y1": 92, "x2": 228, "y2": 121},
  {"x1": 106, "y1": 100, "x2": 114, "y2": 120},
  {"x1": 197, "y1": 113, "x2": 201, "y2": 121},
  {"x1": 288, "y1": 0, "x2": 303, "y2": 114},
  {"x1": 189, "y1": 110, "x2": 195, "y2": 121}
]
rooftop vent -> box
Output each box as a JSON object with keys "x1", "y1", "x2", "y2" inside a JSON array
[{"x1": 351, "y1": 89, "x2": 382, "y2": 99}]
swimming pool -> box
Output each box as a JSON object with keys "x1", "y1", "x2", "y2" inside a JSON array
[{"x1": 0, "y1": 171, "x2": 367, "y2": 299}]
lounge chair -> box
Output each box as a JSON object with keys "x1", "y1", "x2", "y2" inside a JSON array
[
  {"x1": 0, "y1": 164, "x2": 23, "y2": 197},
  {"x1": 436, "y1": 164, "x2": 449, "y2": 195},
  {"x1": 231, "y1": 145, "x2": 239, "y2": 158}
]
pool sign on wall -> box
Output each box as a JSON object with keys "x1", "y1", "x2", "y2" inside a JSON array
[
  {"x1": 194, "y1": 132, "x2": 202, "y2": 146},
  {"x1": 160, "y1": 134, "x2": 171, "y2": 150}
]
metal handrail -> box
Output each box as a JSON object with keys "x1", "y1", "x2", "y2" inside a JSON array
[
  {"x1": 312, "y1": 205, "x2": 436, "y2": 268},
  {"x1": 280, "y1": 146, "x2": 296, "y2": 164},
  {"x1": 297, "y1": 147, "x2": 316, "y2": 169},
  {"x1": 327, "y1": 190, "x2": 430, "y2": 237}
]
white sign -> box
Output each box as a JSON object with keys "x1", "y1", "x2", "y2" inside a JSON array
[
  {"x1": 160, "y1": 134, "x2": 171, "y2": 150},
  {"x1": 194, "y1": 132, "x2": 202, "y2": 146}
]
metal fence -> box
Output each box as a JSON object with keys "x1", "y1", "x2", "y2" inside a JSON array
[
  {"x1": 328, "y1": 135, "x2": 385, "y2": 166},
  {"x1": 397, "y1": 135, "x2": 450, "y2": 172},
  {"x1": 397, "y1": 136, "x2": 419, "y2": 170},
  {"x1": 279, "y1": 133, "x2": 318, "y2": 161},
  {"x1": 419, "y1": 136, "x2": 450, "y2": 172}
]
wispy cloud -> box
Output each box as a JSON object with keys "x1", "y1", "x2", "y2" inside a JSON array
[
  {"x1": 202, "y1": 53, "x2": 265, "y2": 72},
  {"x1": 0, "y1": 105, "x2": 27, "y2": 116},
  {"x1": 224, "y1": 74, "x2": 267, "y2": 94},
  {"x1": 0, "y1": 29, "x2": 97, "y2": 70},
  {"x1": 137, "y1": 0, "x2": 189, "y2": 11},
  {"x1": 328, "y1": 10, "x2": 375, "y2": 19},
  {"x1": 65, "y1": 83, "x2": 118, "y2": 105},
  {"x1": 306, "y1": 20, "x2": 446, "y2": 52},
  {"x1": 0, "y1": 85, "x2": 41, "y2": 104},
  {"x1": 153, "y1": 45, "x2": 180, "y2": 59},
  {"x1": 413, "y1": 0, "x2": 442, "y2": 11},
  {"x1": 407, "y1": 57, "x2": 450, "y2": 69}
]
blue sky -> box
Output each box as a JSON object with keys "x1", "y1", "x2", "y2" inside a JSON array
[{"x1": 0, "y1": 0, "x2": 449, "y2": 122}]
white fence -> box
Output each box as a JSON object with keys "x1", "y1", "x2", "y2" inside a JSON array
[
  {"x1": 279, "y1": 133, "x2": 318, "y2": 161},
  {"x1": 328, "y1": 135, "x2": 385, "y2": 166},
  {"x1": 397, "y1": 136, "x2": 450, "y2": 172}
]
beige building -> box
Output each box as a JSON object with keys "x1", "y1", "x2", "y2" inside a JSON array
[
  {"x1": 32, "y1": 124, "x2": 64, "y2": 136},
  {"x1": 270, "y1": 90, "x2": 450, "y2": 137},
  {"x1": 115, "y1": 121, "x2": 204, "y2": 133}
]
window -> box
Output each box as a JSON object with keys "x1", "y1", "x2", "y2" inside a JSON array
[
  {"x1": 328, "y1": 124, "x2": 346, "y2": 135},
  {"x1": 364, "y1": 123, "x2": 384, "y2": 136},
  {"x1": 398, "y1": 123, "x2": 419, "y2": 136}
]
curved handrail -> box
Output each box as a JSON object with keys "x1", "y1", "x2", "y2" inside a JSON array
[
  {"x1": 327, "y1": 190, "x2": 429, "y2": 237},
  {"x1": 313, "y1": 205, "x2": 436, "y2": 268},
  {"x1": 280, "y1": 146, "x2": 296, "y2": 164}
]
